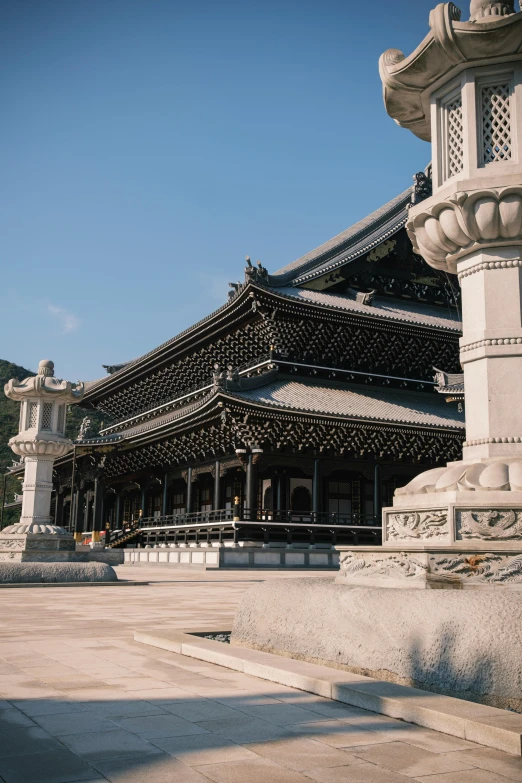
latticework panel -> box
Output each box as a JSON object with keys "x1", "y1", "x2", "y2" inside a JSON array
[
  {"x1": 57, "y1": 404, "x2": 65, "y2": 433},
  {"x1": 41, "y1": 403, "x2": 53, "y2": 430},
  {"x1": 268, "y1": 313, "x2": 460, "y2": 380},
  {"x1": 445, "y1": 94, "x2": 464, "y2": 179},
  {"x1": 482, "y1": 82, "x2": 512, "y2": 164},
  {"x1": 28, "y1": 402, "x2": 38, "y2": 429}
]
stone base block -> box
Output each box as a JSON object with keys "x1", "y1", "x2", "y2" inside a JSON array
[
  {"x1": 336, "y1": 546, "x2": 522, "y2": 589},
  {"x1": 231, "y1": 577, "x2": 522, "y2": 711},
  {"x1": 0, "y1": 561, "x2": 118, "y2": 583},
  {"x1": 0, "y1": 533, "x2": 86, "y2": 563}
]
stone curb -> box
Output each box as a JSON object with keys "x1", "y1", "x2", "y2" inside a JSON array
[
  {"x1": 134, "y1": 628, "x2": 522, "y2": 756},
  {"x1": 0, "y1": 580, "x2": 147, "y2": 588}
]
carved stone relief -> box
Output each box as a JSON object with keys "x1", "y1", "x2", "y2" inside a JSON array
[
  {"x1": 26, "y1": 539, "x2": 59, "y2": 550},
  {"x1": 430, "y1": 553, "x2": 522, "y2": 583},
  {"x1": 339, "y1": 551, "x2": 428, "y2": 580},
  {"x1": 457, "y1": 510, "x2": 522, "y2": 541},
  {"x1": 386, "y1": 510, "x2": 448, "y2": 541},
  {"x1": 0, "y1": 540, "x2": 25, "y2": 550}
]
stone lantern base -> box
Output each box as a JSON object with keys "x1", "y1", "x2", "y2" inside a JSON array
[
  {"x1": 0, "y1": 523, "x2": 85, "y2": 563},
  {"x1": 336, "y1": 469, "x2": 522, "y2": 589}
]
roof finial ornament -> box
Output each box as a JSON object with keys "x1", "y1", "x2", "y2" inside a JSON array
[
  {"x1": 38, "y1": 359, "x2": 55, "y2": 377},
  {"x1": 469, "y1": 0, "x2": 516, "y2": 21}
]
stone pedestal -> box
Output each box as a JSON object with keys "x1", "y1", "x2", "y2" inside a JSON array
[
  {"x1": 0, "y1": 523, "x2": 85, "y2": 563},
  {"x1": 338, "y1": 483, "x2": 522, "y2": 589}
]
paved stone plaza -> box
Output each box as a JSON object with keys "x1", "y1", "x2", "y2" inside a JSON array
[{"x1": 0, "y1": 567, "x2": 519, "y2": 782}]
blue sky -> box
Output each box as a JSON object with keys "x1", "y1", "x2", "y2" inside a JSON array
[{"x1": 1, "y1": 0, "x2": 440, "y2": 382}]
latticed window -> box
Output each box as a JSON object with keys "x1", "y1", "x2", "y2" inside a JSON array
[
  {"x1": 481, "y1": 82, "x2": 512, "y2": 164},
  {"x1": 56, "y1": 404, "x2": 65, "y2": 433},
  {"x1": 41, "y1": 403, "x2": 53, "y2": 430},
  {"x1": 28, "y1": 402, "x2": 39, "y2": 429},
  {"x1": 443, "y1": 93, "x2": 464, "y2": 180},
  {"x1": 328, "y1": 481, "x2": 352, "y2": 518}
]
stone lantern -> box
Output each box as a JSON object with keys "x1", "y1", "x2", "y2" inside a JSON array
[
  {"x1": 3, "y1": 360, "x2": 84, "y2": 535},
  {"x1": 337, "y1": 0, "x2": 522, "y2": 588}
]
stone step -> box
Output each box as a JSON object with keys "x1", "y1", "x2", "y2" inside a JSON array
[{"x1": 134, "y1": 627, "x2": 522, "y2": 756}]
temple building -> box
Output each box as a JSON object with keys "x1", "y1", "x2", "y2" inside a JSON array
[{"x1": 49, "y1": 174, "x2": 465, "y2": 559}]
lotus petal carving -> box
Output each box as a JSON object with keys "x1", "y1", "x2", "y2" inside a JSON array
[
  {"x1": 397, "y1": 459, "x2": 522, "y2": 495},
  {"x1": 407, "y1": 188, "x2": 522, "y2": 273},
  {"x1": 1, "y1": 523, "x2": 70, "y2": 535},
  {"x1": 8, "y1": 436, "x2": 73, "y2": 459}
]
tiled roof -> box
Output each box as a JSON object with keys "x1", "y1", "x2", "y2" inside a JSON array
[
  {"x1": 271, "y1": 188, "x2": 411, "y2": 285},
  {"x1": 231, "y1": 378, "x2": 465, "y2": 430},
  {"x1": 272, "y1": 287, "x2": 461, "y2": 332}
]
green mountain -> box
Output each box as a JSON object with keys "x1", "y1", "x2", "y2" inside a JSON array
[{"x1": 0, "y1": 360, "x2": 104, "y2": 525}]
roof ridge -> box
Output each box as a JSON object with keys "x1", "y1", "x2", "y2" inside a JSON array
[{"x1": 270, "y1": 187, "x2": 412, "y2": 283}]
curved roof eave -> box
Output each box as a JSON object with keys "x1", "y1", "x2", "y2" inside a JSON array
[{"x1": 269, "y1": 187, "x2": 412, "y2": 287}]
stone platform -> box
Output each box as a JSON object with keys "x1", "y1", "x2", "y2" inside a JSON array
[
  {"x1": 124, "y1": 544, "x2": 339, "y2": 569},
  {"x1": 231, "y1": 576, "x2": 522, "y2": 712}
]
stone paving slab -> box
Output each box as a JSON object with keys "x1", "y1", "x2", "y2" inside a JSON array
[
  {"x1": 0, "y1": 565, "x2": 518, "y2": 782},
  {"x1": 135, "y1": 626, "x2": 522, "y2": 755}
]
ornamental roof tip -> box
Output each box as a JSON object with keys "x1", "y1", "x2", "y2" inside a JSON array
[
  {"x1": 103, "y1": 362, "x2": 130, "y2": 375},
  {"x1": 433, "y1": 367, "x2": 464, "y2": 394}
]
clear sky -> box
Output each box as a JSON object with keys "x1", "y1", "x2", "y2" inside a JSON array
[{"x1": 1, "y1": 0, "x2": 441, "y2": 383}]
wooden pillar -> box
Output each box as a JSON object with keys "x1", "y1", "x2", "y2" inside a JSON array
[
  {"x1": 277, "y1": 474, "x2": 286, "y2": 513},
  {"x1": 162, "y1": 473, "x2": 169, "y2": 516},
  {"x1": 92, "y1": 477, "x2": 104, "y2": 542},
  {"x1": 85, "y1": 493, "x2": 92, "y2": 531},
  {"x1": 373, "y1": 463, "x2": 382, "y2": 526},
  {"x1": 140, "y1": 485, "x2": 147, "y2": 518},
  {"x1": 312, "y1": 459, "x2": 322, "y2": 518},
  {"x1": 186, "y1": 467, "x2": 193, "y2": 513},
  {"x1": 213, "y1": 461, "x2": 220, "y2": 511},
  {"x1": 115, "y1": 492, "x2": 123, "y2": 529},
  {"x1": 74, "y1": 486, "x2": 85, "y2": 541},
  {"x1": 246, "y1": 454, "x2": 257, "y2": 521}
]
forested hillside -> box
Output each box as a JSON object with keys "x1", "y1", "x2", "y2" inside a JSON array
[{"x1": 0, "y1": 360, "x2": 105, "y2": 524}]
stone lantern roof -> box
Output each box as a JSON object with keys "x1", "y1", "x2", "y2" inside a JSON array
[
  {"x1": 4, "y1": 359, "x2": 84, "y2": 403},
  {"x1": 379, "y1": 1, "x2": 522, "y2": 141}
]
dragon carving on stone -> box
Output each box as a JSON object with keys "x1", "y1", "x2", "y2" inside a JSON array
[
  {"x1": 458, "y1": 510, "x2": 522, "y2": 540},
  {"x1": 387, "y1": 510, "x2": 448, "y2": 540}
]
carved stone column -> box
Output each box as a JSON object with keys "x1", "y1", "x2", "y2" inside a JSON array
[{"x1": 337, "y1": 0, "x2": 522, "y2": 589}]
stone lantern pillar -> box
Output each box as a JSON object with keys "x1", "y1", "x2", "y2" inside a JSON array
[
  {"x1": 337, "y1": 0, "x2": 522, "y2": 588},
  {"x1": 3, "y1": 360, "x2": 84, "y2": 534}
]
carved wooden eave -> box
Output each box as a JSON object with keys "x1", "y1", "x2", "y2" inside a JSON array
[
  {"x1": 81, "y1": 282, "x2": 264, "y2": 405},
  {"x1": 98, "y1": 391, "x2": 464, "y2": 480},
  {"x1": 379, "y1": 3, "x2": 522, "y2": 141},
  {"x1": 92, "y1": 380, "x2": 464, "y2": 464},
  {"x1": 79, "y1": 279, "x2": 461, "y2": 425}
]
